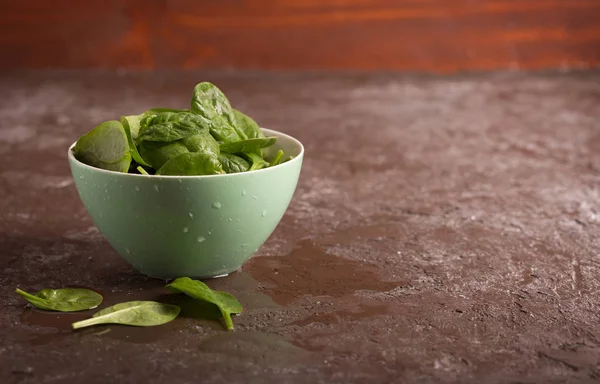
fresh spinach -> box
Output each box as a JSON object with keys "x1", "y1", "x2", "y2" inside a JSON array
[
  {"x1": 73, "y1": 82, "x2": 289, "y2": 175},
  {"x1": 139, "y1": 140, "x2": 189, "y2": 170},
  {"x1": 219, "y1": 137, "x2": 277, "y2": 155},
  {"x1": 121, "y1": 116, "x2": 151, "y2": 167},
  {"x1": 269, "y1": 149, "x2": 285, "y2": 167},
  {"x1": 71, "y1": 301, "x2": 180, "y2": 329},
  {"x1": 73, "y1": 120, "x2": 132, "y2": 173},
  {"x1": 166, "y1": 277, "x2": 242, "y2": 331},
  {"x1": 241, "y1": 152, "x2": 270, "y2": 171},
  {"x1": 15, "y1": 288, "x2": 103, "y2": 312},
  {"x1": 191, "y1": 82, "x2": 247, "y2": 142},
  {"x1": 156, "y1": 152, "x2": 223, "y2": 176},
  {"x1": 219, "y1": 153, "x2": 250, "y2": 174},
  {"x1": 233, "y1": 109, "x2": 264, "y2": 139},
  {"x1": 137, "y1": 113, "x2": 211, "y2": 143}
]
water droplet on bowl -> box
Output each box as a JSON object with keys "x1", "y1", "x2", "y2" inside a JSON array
[
  {"x1": 135, "y1": 186, "x2": 140, "y2": 192},
  {"x1": 236, "y1": 218, "x2": 240, "y2": 222},
  {"x1": 262, "y1": 210, "x2": 267, "y2": 217},
  {"x1": 252, "y1": 196, "x2": 258, "y2": 200},
  {"x1": 188, "y1": 212, "x2": 194, "y2": 219},
  {"x1": 125, "y1": 248, "x2": 131, "y2": 254},
  {"x1": 153, "y1": 184, "x2": 160, "y2": 192},
  {"x1": 241, "y1": 190, "x2": 247, "y2": 196},
  {"x1": 212, "y1": 202, "x2": 222, "y2": 209},
  {"x1": 79, "y1": 175, "x2": 84, "y2": 179},
  {"x1": 196, "y1": 236, "x2": 205, "y2": 243},
  {"x1": 178, "y1": 179, "x2": 183, "y2": 183},
  {"x1": 183, "y1": 227, "x2": 189, "y2": 233},
  {"x1": 208, "y1": 231, "x2": 212, "y2": 235}
]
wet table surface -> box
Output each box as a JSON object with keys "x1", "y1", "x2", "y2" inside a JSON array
[{"x1": 1, "y1": 71, "x2": 600, "y2": 384}]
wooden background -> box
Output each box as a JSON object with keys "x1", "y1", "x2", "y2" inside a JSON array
[{"x1": 2, "y1": 0, "x2": 599, "y2": 72}]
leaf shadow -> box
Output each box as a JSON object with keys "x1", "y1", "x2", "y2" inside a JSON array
[{"x1": 157, "y1": 293, "x2": 223, "y2": 324}]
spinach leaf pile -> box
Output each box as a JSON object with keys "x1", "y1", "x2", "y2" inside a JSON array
[{"x1": 73, "y1": 82, "x2": 288, "y2": 176}]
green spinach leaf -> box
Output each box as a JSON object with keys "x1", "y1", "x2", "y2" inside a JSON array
[
  {"x1": 219, "y1": 153, "x2": 250, "y2": 173},
  {"x1": 140, "y1": 130, "x2": 220, "y2": 171},
  {"x1": 269, "y1": 149, "x2": 285, "y2": 167},
  {"x1": 233, "y1": 109, "x2": 264, "y2": 139},
  {"x1": 71, "y1": 301, "x2": 180, "y2": 329},
  {"x1": 139, "y1": 140, "x2": 189, "y2": 170},
  {"x1": 191, "y1": 82, "x2": 246, "y2": 143},
  {"x1": 166, "y1": 277, "x2": 243, "y2": 331},
  {"x1": 180, "y1": 130, "x2": 220, "y2": 155},
  {"x1": 156, "y1": 152, "x2": 222, "y2": 176},
  {"x1": 73, "y1": 120, "x2": 132, "y2": 173},
  {"x1": 15, "y1": 288, "x2": 103, "y2": 312},
  {"x1": 121, "y1": 116, "x2": 151, "y2": 167},
  {"x1": 137, "y1": 112, "x2": 211, "y2": 143},
  {"x1": 241, "y1": 152, "x2": 270, "y2": 171},
  {"x1": 219, "y1": 137, "x2": 277, "y2": 154},
  {"x1": 122, "y1": 108, "x2": 188, "y2": 140}
]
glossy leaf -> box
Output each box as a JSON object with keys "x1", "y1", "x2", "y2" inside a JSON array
[
  {"x1": 220, "y1": 137, "x2": 277, "y2": 155},
  {"x1": 190, "y1": 82, "x2": 245, "y2": 143},
  {"x1": 73, "y1": 120, "x2": 132, "y2": 173},
  {"x1": 233, "y1": 109, "x2": 264, "y2": 139},
  {"x1": 71, "y1": 301, "x2": 180, "y2": 329},
  {"x1": 139, "y1": 130, "x2": 221, "y2": 171},
  {"x1": 121, "y1": 116, "x2": 151, "y2": 167},
  {"x1": 137, "y1": 112, "x2": 211, "y2": 143},
  {"x1": 156, "y1": 152, "x2": 222, "y2": 176},
  {"x1": 15, "y1": 288, "x2": 103, "y2": 312},
  {"x1": 166, "y1": 277, "x2": 243, "y2": 331},
  {"x1": 122, "y1": 108, "x2": 188, "y2": 140},
  {"x1": 241, "y1": 152, "x2": 270, "y2": 171},
  {"x1": 219, "y1": 153, "x2": 250, "y2": 174},
  {"x1": 139, "y1": 140, "x2": 189, "y2": 170}
]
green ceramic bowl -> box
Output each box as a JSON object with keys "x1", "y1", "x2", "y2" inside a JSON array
[{"x1": 68, "y1": 128, "x2": 304, "y2": 279}]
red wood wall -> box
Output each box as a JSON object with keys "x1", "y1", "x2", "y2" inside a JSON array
[{"x1": 1, "y1": 0, "x2": 599, "y2": 72}]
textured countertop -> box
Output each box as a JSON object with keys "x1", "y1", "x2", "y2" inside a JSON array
[{"x1": 1, "y1": 71, "x2": 600, "y2": 383}]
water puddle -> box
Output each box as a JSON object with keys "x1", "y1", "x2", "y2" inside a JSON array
[
  {"x1": 245, "y1": 239, "x2": 397, "y2": 305},
  {"x1": 292, "y1": 303, "x2": 390, "y2": 327}
]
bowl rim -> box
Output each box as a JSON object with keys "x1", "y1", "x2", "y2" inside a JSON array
[{"x1": 68, "y1": 128, "x2": 304, "y2": 179}]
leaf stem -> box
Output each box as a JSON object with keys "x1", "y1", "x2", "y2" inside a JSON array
[
  {"x1": 221, "y1": 309, "x2": 234, "y2": 331},
  {"x1": 137, "y1": 166, "x2": 149, "y2": 175},
  {"x1": 15, "y1": 288, "x2": 39, "y2": 302},
  {"x1": 270, "y1": 150, "x2": 284, "y2": 167},
  {"x1": 72, "y1": 317, "x2": 102, "y2": 330}
]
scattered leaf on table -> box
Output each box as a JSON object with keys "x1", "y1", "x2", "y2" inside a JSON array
[
  {"x1": 71, "y1": 301, "x2": 180, "y2": 330},
  {"x1": 166, "y1": 277, "x2": 243, "y2": 331},
  {"x1": 15, "y1": 288, "x2": 103, "y2": 312}
]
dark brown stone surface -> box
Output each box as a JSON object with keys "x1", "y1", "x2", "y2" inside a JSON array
[{"x1": 1, "y1": 70, "x2": 600, "y2": 383}]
